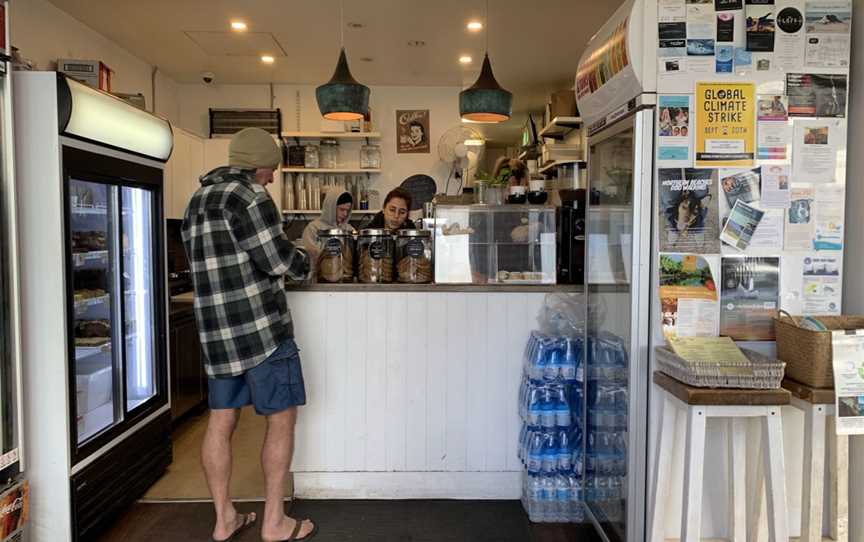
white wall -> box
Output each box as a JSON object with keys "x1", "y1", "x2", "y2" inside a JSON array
[
  {"x1": 844, "y1": 0, "x2": 864, "y2": 538},
  {"x1": 10, "y1": 0, "x2": 180, "y2": 125},
  {"x1": 177, "y1": 83, "x2": 460, "y2": 199}
]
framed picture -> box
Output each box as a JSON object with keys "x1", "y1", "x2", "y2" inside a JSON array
[{"x1": 397, "y1": 109, "x2": 430, "y2": 154}]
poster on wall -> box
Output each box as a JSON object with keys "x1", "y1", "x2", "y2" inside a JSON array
[
  {"x1": 0, "y1": 481, "x2": 28, "y2": 541},
  {"x1": 695, "y1": 82, "x2": 756, "y2": 168},
  {"x1": 804, "y1": 0, "x2": 852, "y2": 68},
  {"x1": 720, "y1": 167, "x2": 761, "y2": 210},
  {"x1": 792, "y1": 119, "x2": 843, "y2": 183},
  {"x1": 831, "y1": 331, "x2": 864, "y2": 435},
  {"x1": 802, "y1": 254, "x2": 842, "y2": 314},
  {"x1": 396, "y1": 110, "x2": 430, "y2": 154},
  {"x1": 787, "y1": 73, "x2": 847, "y2": 117},
  {"x1": 745, "y1": 0, "x2": 776, "y2": 51},
  {"x1": 756, "y1": 95, "x2": 791, "y2": 160},
  {"x1": 760, "y1": 165, "x2": 791, "y2": 208},
  {"x1": 720, "y1": 256, "x2": 780, "y2": 340},
  {"x1": 814, "y1": 184, "x2": 844, "y2": 250},
  {"x1": 659, "y1": 253, "x2": 720, "y2": 338},
  {"x1": 657, "y1": 95, "x2": 693, "y2": 164},
  {"x1": 717, "y1": 0, "x2": 744, "y2": 9},
  {"x1": 716, "y1": 12, "x2": 736, "y2": 42},
  {"x1": 775, "y1": 2, "x2": 806, "y2": 69},
  {"x1": 786, "y1": 186, "x2": 816, "y2": 249},
  {"x1": 661, "y1": 0, "x2": 688, "y2": 21},
  {"x1": 720, "y1": 200, "x2": 765, "y2": 250},
  {"x1": 659, "y1": 168, "x2": 720, "y2": 253}
]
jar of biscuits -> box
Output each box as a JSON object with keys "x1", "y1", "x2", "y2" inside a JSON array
[
  {"x1": 316, "y1": 229, "x2": 354, "y2": 283},
  {"x1": 396, "y1": 229, "x2": 433, "y2": 284},
  {"x1": 357, "y1": 229, "x2": 394, "y2": 283}
]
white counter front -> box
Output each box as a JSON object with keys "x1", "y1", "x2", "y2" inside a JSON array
[{"x1": 284, "y1": 289, "x2": 551, "y2": 499}]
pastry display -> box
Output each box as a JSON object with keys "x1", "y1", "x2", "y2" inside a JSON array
[
  {"x1": 397, "y1": 254, "x2": 432, "y2": 283},
  {"x1": 75, "y1": 319, "x2": 110, "y2": 338},
  {"x1": 358, "y1": 245, "x2": 393, "y2": 283},
  {"x1": 74, "y1": 288, "x2": 107, "y2": 302},
  {"x1": 72, "y1": 231, "x2": 106, "y2": 253}
]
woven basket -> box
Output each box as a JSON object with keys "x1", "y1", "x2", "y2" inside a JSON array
[
  {"x1": 655, "y1": 346, "x2": 785, "y2": 389},
  {"x1": 774, "y1": 311, "x2": 864, "y2": 388}
]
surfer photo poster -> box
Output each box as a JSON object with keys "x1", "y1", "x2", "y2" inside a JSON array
[{"x1": 696, "y1": 82, "x2": 756, "y2": 168}]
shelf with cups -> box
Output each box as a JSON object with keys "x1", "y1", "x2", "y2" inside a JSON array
[
  {"x1": 280, "y1": 168, "x2": 381, "y2": 174},
  {"x1": 537, "y1": 116, "x2": 582, "y2": 140},
  {"x1": 537, "y1": 159, "x2": 586, "y2": 175},
  {"x1": 281, "y1": 131, "x2": 381, "y2": 141}
]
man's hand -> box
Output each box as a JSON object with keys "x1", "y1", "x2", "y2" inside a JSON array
[{"x1": 286, "y1": 246, "x2": 311, "y2": 282}]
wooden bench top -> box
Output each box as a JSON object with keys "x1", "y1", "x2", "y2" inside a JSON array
[
  {"x1": 654, "y1": 371, "x2": 791, "y2": 406},
  {"x1": 781, "y1": 378, "x2": 835, "y2": 405}
]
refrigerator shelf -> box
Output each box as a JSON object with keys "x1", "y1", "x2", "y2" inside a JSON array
[
  {"x1": 71, "y1": 204, "x2": 108, "y2": 216},
  {"x1": 74, "y1": 294, "x2": 109, "y2": 310},
  {"x1": 72, "y1": 250, "x2": 109, "y2": 269}
]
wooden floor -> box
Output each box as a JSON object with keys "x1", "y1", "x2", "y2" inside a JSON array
[{"x1": 96, "y1": 500, "x2": 602, "y2": 542}]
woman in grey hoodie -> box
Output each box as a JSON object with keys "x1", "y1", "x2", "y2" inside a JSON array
[{"x1": 301, "y1": 188, "x2": 355, "y2": 262}]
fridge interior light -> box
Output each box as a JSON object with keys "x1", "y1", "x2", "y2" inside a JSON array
[{"x1": 58, "y1": 76, "x2": 173, "y2": 161}]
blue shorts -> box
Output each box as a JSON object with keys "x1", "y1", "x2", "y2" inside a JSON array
[{"x1": 208, "y1": 339, "x2": 307, "y2": 415}]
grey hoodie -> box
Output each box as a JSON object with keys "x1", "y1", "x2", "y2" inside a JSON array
[{"x1": 301, "y1": 188, "x2": 355, "y2": 261}]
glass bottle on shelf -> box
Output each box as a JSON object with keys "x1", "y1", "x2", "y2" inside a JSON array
[
  {"x1": 304, "y1": 145, "x2": 320, "y2": 169},
  {"x1": 360, "y1": 144, "x2": 381, "y2": 169},
  {"x1": 319, "y1": 138, "x2": 340, "y2": 169}
]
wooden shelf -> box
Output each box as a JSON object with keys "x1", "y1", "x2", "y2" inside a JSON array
[
  {"x1": 538, "y1": 159, "x2": 586, "y2": 175},
  {"x1": 281, "y1": 131, "x2": 381, "y2": 140},
  {"x1": 538, "y1": 117, "x2": 582, "y2": 139},
  {"x1": 280, "y1": 168, "x2": 381, "y2": 174}
]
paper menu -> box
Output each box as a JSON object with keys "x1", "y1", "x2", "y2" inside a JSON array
[{"x1": 668, "y1": 336, "x2": 751, "y2": 363}]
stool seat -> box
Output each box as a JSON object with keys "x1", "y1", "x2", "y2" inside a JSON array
[
  {"x1": 782, "y1": 378, "x2": 835, "y2": 405},
  {"x1": 654, "y1": 372, "x2": 791, "y2": 406}
]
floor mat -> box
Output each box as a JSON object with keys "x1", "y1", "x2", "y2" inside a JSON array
[
  {"x1": 142, "y1": 407, "x2": 293, "y2": 501},
  {"x1": 98, "y1": 500, "x2": 601, "y2": 542}
]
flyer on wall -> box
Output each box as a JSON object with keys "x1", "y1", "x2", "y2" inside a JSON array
[
  {"x1": 814, "y1": 184, "x2": 844, "y2": 250},
  {"x1": 695, "y1": 82, "x2": 756, "y2": 167},
  {"x1": 657, "y1": 95, "x2": 693, "y2": 165},
  {"x1": 804, "y1": 0, "x2": 852, "y2": 68},
  {"x1": 747, "y1": 209, "x2": 784, "y2": 249},
  {"x1": 721, "y1": 199, "x2": 765, "y2": 251},
  {"x1": 720, "y1": 167, "x2": 761, "y2": 210},
  {"x1": 720, "y1": 256, "x2": 780, "y2": 340},
  {"x1": 660, "y1": 0, "x2": 688, "y2": 21},
  {"x1": 786, "y1": 186, "x2": 816, "y2": 249},
  {"x1": 774, "y1": 1, "x2": 806, "y2": 70},
  {"x1": 757, "y1": 122, "x2": 792, "y2": 160},
  {"x1": 787, "y1": 73, "x2": 847, "y2": 117},
  {"x1": 745, "y1": 0, "x2": 776, "y2": 52},
  {"x1": 659, "y1": 168, "x2": 721, "y2": 253},
  {"x1": 735, "y1": 47, "x2": 754, "y2": 71},
  {"x1": 760, "y1": 164, "x2": 791, "y2": 208},
  {"x1": 659, "y1": 253, "x2": 720, "y2": 338},
  {"x1": 716, "y1": 0, "x2": 744, "y2": 10},
  {"x1": 792, "y1": 119, "x2": 843, "y2": 183},
  {"x1": 716, "y1": 12, "x2": 737, "y2": 43},
  {"x1": 802, "y1": 254, "x2": 842, "y2": 314},
  {"x1": 831, "y1": 330, "x2": 864, "y2": 435}
]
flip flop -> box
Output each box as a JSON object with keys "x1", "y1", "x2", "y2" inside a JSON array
[
  {"x1": 278, "y1": 519, "x2": 317, "y2": 542},
  {"x1": 211, "y1": 512, "x2": 257, "y2": 542}
]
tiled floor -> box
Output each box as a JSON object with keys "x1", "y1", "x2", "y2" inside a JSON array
[{"x1": 97, "y1": 500, "x2": 602, "y2": 542}]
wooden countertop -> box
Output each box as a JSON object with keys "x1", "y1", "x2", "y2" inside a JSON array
[{"x1": 285, "y1": 283, "x2": 583, "y2": 293}]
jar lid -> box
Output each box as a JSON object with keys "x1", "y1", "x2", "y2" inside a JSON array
[
  {"x1": 359, "y1": 228, "x2": 391, "y2": 236},
  {"x1": 318, "y1": 228, "x2": 349, "y2": 237},
  {"x1": 397, "y1": 229, "x2": 431, "y2": 237},
  {"x1": 320, "y1": 138, "x2": 339, "y2": 145}
]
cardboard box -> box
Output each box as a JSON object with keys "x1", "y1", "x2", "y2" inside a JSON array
[{"x1": 549, "y1": 90, "x2": 577, "y2": 119}]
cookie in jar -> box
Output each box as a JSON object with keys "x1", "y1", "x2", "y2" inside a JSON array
[
  {"x1": 357, "y1": 229, "x2": 394, "y2": 283},
  {"x1": 316, "y1": 229, "x2": 354, "y2": 283},
  {"x1": 396, "y1": 229, "x2": 433, "y2": 283}
]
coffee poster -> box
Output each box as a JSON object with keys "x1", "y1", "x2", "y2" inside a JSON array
[
  {"x1": 695, "y1": 82, "x2": 756, "y2": 168},
  {"x1": 397, "y1": 110, "x2": 430, "y2": 154}
]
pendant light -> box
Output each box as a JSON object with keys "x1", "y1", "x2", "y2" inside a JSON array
[
  {"x1": 316, "y1": 0, "x2": 370, "y2": 121},
  {"x1": 459, "y1": 0, "x2": 512, "y2": 123}
]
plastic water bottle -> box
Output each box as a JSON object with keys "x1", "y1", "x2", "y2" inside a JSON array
[
  {"x1": 544, "y1": 340, "x2": 563, "y2": 380},
  {"x1": 518, "y1": 424, "x2": 528, "y2": 462},
  {"x1": 527, "y1": 430, "x2": 544, "y2": 474},
  {"x1": 528, "y1": 336, "x2": 547, "y2": 381},
  {"x1": 527, "y1": 385, "x2": 543, "y2": 427},
  {"x1": 555, "y1": 474, "x2": 571, "y2": 522},
  {"x1": 554, "y1": 384, "x2": 572, "y2": 428},
  {"x1": 561, "y1": 338, "x2": 579, "y2": 381},
  {"x1": 540, "y1": 475, "x2": 556, "y2": 522},
  {"x1": 541, "y1": 431, "x2": 558, "y2": 474},
  {"x1": 557, "y1": 428, "x2": 572, "y2": 472},
  {"x1": 526, "y1": 473, "x2": 543, "y2": 521},
  {"x1": 539, "y1": 386, "x2": 556, "y2": 428}
]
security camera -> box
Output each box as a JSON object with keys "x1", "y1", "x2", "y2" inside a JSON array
[{"x1": 201, "y1": 72, "x2": 216, "y2": 85}]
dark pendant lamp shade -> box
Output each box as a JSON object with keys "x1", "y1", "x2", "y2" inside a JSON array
[
  {"x1": 316, "y1": 48, "x2": 370, "y2": 121},
  {"x1": 459, "y1": 53, "x2": 512, "y2": 123}
]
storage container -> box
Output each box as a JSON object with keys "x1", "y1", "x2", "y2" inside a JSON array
[
  {"x1": 319, "y1": 138, "x2": 340, "y2": 169},
  {"x1": 316, "y1": 229, "x2": 354, "y2": 283},
  {"x1": 396, "y1": 230, "x2": 433, "y2": 283},
  {"x1": 357, "y1": 229, "x2": 394, "y2": 283},
  {"x1": 304, "y1": 145, "x2": 320, "y2": 168}
]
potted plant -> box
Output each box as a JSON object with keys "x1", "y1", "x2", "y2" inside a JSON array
[{"x1": 486, "y1": 166, "x2": 511, "y2": 205}]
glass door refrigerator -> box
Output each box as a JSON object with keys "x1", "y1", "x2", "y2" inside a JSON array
[{"x1": 14, "y1": 72, "x2": 174, "y2": 541}]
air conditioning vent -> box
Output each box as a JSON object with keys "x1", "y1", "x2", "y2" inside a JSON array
[{"x1": 209, "y1": 108, "x2": 282, "y2": 137}]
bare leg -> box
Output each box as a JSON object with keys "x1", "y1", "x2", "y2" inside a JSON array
[
  {"x1": 202, "y1": 408, "x2": 252, "y2": 540},
  {"x1": 260, "y1": 407, "x2": 314, "y2": 541}
]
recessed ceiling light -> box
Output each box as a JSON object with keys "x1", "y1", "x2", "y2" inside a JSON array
[
  {"x1": 408, "y1": 40, "x2": 426, "y2": 47},
  {"x1": 347, "y1": 22, "x2": 365, "y2": 29},
  {"x1": 467, "y1": 21, "x2": 483, "y2": 31},
  {"x1": 360, "y1": 57, "x2": 374, "y2": 62},
  {"x1": 459, "y1": 55, "x2": 473, "y2": 64},
  {"x1": 231, "y1": 21, "x2": 248, "y2": 31},
  {"x1": 261, "y1": 55, "x2": 275, "y2": 64}
]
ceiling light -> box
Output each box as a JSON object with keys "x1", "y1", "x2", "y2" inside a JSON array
[
  {"x1": 467, "y1": 21, "x2": 483, "y2": 31},
  {"x1": 407, "y1": 40, "x2": 426, "y2": 47},
  {"x1": 230, "y1": 21, "x2": 247, "y2": 31},
  {"x1": 459, "y1": 1, "x2": 512, "y2": 123},
  {"x1": 347, "y1": 22, "x2": 365, "y2": 29},
  {"x1": 316, "y1": 0, "x2": 370, "y2": 121},
  {"x1": 459, "y1": 55, "x2": 473, "y2": 64},
  {"x1": 261, "y1": 55, "x2": 275, "y2": 64}
]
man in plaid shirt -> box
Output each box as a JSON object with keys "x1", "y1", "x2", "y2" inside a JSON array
[{"x1": 182, "y1": 128, "x2": 317, "y2": 542}]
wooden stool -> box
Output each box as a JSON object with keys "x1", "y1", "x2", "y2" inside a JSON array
[
  {"x1": 649, "y1": 371, "x2": 791, "y2": 542},
  {"x1": 752, "y1": 379, "x2": 848, "y2": 542}
]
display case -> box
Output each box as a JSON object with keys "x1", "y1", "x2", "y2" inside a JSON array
[{"x1": 433, "y1": 205, "x2": 556, "y2": 284}]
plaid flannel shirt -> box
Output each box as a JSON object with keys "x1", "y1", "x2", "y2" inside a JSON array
[{"x1": 182, "y1": 167, "x2": 303, "y2": 378}]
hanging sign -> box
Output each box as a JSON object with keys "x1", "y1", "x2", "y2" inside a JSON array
[{"x1": 695, "y1": 82, "x2": 756, "y2": 168}]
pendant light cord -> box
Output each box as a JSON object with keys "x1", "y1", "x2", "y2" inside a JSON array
[
  {"x1": 340, "y1": 0, "x2": 345, "y2": 49},
  {"x1": 485, "y1": 0, "x2": 489, "y2": 53}
]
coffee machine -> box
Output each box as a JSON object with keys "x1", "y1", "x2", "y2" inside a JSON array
[{"x1": 557, "y1": 189, "x2": 586, "y2": 285}]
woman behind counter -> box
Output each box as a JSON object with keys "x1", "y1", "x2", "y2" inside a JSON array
[
  {"x1": 491, "y1": 157, "x2": 529, "y2": 188},
  {"x1": 367, "y1": 187, "x2": 416, "y2": 231},
  {"x1": 301, "y1": 188, "x2": 355, "y2": 261}
]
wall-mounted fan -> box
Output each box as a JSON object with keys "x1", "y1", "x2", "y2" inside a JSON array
[{"x1": 437, "y1": 125, "x2": 485, "y2": 194}]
